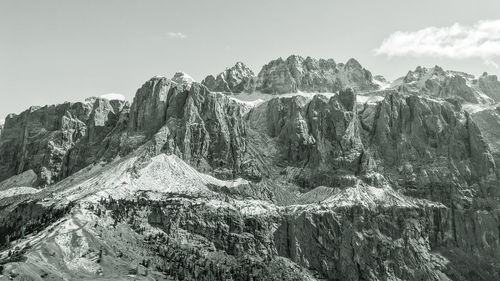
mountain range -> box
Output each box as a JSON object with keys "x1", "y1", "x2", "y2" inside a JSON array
[{"x1": 0, "y1": 55, "x2": 500, "y2": 281}]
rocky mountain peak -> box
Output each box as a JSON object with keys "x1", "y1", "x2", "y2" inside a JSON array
[
  {"x1": 396, "y1": 65, "x2": 494, "y2": 103},
  {"x1": 201, "y1": 61, "x2": 256, "y2": 94},
  {"x1": 171, "y1": 71, "x2": 195, "y2": 87},
  {"x1": 285, "y1": 54, "x2": 304, "y2": 65},
  {"x1": 404, "y1": 65, "x2": 443, "y2": 83},
  {"x1": 256, "y1": 55, "x2": 378, "y2": 94},
  {"x1": 233, "y1": 61, "x2": 253, "y2": 72},
  {"x1": 345, "y1": 57, "x2": 362, "y2": 69}
]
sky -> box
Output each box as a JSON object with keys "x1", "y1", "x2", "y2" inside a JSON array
[{"x1": 1, "y1": 0, "x2": 500, "y2": 119}]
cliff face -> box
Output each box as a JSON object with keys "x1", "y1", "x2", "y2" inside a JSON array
[
  {"x1": 0, "y1": 98, "x2": 128, "y2": 186},
  {"x1": 478, "y1": 72, "x2": 500, "y2": 102},
  {"x1": 0, "y1": 59, "x2": 499, "y2": 281}
]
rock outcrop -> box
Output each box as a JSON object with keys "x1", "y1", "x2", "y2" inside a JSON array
[
  {"x1": 0, "y1": 98, "x2": 128, "y2": 186},
  {"x1": 393, "y1": 66, "x2": 494, "y2": 104},
  {"x1": 202, "y1": 62, "x2": 256, "y2": 94},
  {"x1": 150, "y1": 82, "x2": 251, "y2": 179},
  {"x1": 478, "y1": 72, "x2": 500, "y2": 102},
  {"x1": 256, "y1": 55, "x2": 379, "y2": 94}
]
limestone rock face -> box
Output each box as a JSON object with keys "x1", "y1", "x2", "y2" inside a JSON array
[
  {"x1": 150, "y1": 83, "x2": 250, "y2": 179},
  {"x1": 0, "y1": 98, "x2": 128, "y2": 186},
  {"x1": 275, "y1": 197, "x2": 450, "y2": 281},
  {"x1": 478, "y1": 72, "x2": 500, "y2": 102},
  {"x1": 394, "y1": 66, "x2": 492, "y2": 104},
  {"x1": 202, "y1": 62, "x2": 256, "y2": 94},
  {"x1": 256, "y1": 55, "x2": 378, "y2": 94},
  {"x1": 247, "y1": 88, "x2": 364, "y2": 187},
  {"x1": 363, "y1": 92, "x2": 498, "y2": 212},
  {"x1": 128, "y1": 77, "x2": 173, "y2": 136}
]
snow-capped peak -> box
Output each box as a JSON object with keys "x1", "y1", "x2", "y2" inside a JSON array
[
  {"x1": 99, "y1": 93, "x2": 126, "y2": 101},
  {"x1": 172, "y1": 72, "x2": 195, "y2": 86}
]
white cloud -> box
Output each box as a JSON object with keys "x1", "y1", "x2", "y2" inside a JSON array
[
  {"x1": 375, "y1": 19, "x2": 500, "y2": 67},
  {"x1": 167, "y1": 32, "x2": 187, "y2": 39}
]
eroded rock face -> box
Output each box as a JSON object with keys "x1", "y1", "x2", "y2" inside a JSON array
[
  {"x1": 202, "y1": 62, "x2": 256, "y2": 94},
  {"x1": 247, "y1": 88, "x2": 498, "y2": 199},
  {"x1": 256, "y1": 55, "x2": 378, "y2": 94},
  {"x1": 478, "y1": 72, "x2": 500, "y2": 102},
  {"x1": 275, "y1": 203, "x2": 450, "y2": 281},
  {"x1": 150, "y1": 83, "x2": 250, "y2": 179},
  {"x1": 247, "y1": 88, "x2": 364, "y2": 187},
  {"x1": 128, "y1": 77, "x2": 173, "y2": 136},
  {"x1": 394, "y1": 66, "x2": 492, "y2": 104},
  {"x1": 0, "y1": 98, "x2": 128, "y2": 186}
]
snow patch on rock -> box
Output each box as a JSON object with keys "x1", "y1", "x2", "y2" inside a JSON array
[
  {"x1": 373, "y1": 76, "x2": 391, "y2": 90},
  {"x1": 356, "y1": 95, "x2": 384, "y2": 104},
  {"x1": 99, "y1": 93, "x2": 126, "y2": 101}
]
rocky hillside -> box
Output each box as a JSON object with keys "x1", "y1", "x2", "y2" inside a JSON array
[{"x1": 0, "y1": 57, "x2": 500, "y2": 281}]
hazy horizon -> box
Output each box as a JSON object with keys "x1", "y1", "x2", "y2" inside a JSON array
[{"x1": 2, "y1": 0, "x2": 500, "y2": 119}]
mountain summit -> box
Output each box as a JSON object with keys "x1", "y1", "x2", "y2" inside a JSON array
[
  {"x1": 202, "y1": 55, "x2": 382, "y2": 95},
  {"x1": 202, "y1": 61, "x2": 256, "y2": 93}
]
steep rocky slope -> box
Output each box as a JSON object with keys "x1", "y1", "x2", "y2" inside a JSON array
[
  {"x1": 1, "y1": 58, "x2": 500, "y2": 280},
  {"x1": 477, "y1": 72, "x2": 500, "y2": 102}
]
